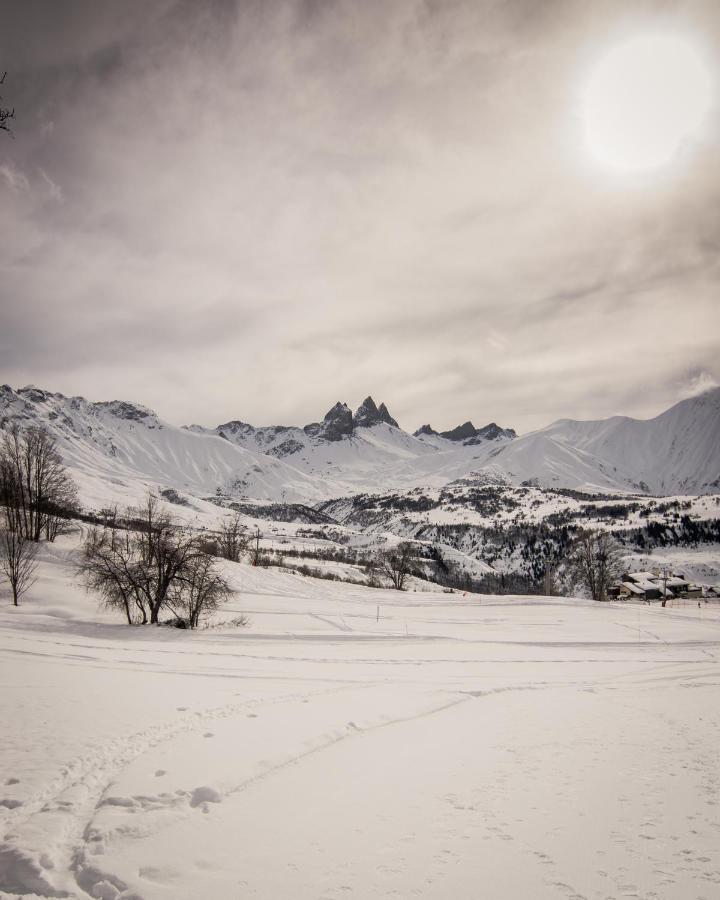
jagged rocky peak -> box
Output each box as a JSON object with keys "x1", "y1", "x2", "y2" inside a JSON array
[
  {"x1": 475, "y1": 422, "x2": 517, "y2": 441},
  {"x1": 441, "y1": 421, "x2": 477, "y2": 442},
  {"x1": 353, "y1": 396, "x2": 399, "y2": 428},
  {"x1": 319, "y1": 401, "x2": 354, "y2": 442},
  {"x1": 17, "y1": 384, "x2": 57, "y2": 404},
  {"x1": 216, "y1": 419, "x2": 256, "y2": 437},
  {"x1": 439, "y1": 420, "x2": 516, "y2": 445},
  {"x1": 414, "y1": 424, "x2": 438, "y2": 437},
  {"x1": 377, "y1": 402, "x2": 399, "y2": 428}
]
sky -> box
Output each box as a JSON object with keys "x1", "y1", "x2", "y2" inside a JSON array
[{"x1": 1, "y1": 0, "x2": 719, "y2": 434}]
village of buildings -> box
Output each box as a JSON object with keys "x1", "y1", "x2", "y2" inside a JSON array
[{"x1": 609, "y1": 570, "x2": 720, "y2": 604}]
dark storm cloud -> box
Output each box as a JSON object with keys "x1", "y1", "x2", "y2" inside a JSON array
[{"x1": 1, "y1": 0, "x2": 719, "y2": 431}]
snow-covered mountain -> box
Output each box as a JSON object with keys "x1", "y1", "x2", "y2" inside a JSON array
[
  {"x1": 0, "y1": 385, "x2": 326, "y2": 508},
  {"x1": 185, "y1": 394, "x2": 518, "y2": 497},
  {"x1": 486, "y1": 388, "x2": 720, "y2": 495},
  {"x1": 0, "y1": 383, "x2": 718, "y2": 511}
]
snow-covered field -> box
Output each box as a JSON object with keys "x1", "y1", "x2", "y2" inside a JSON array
[{"x1": 2, "y1": 538, "x2": 720, "y2": 899}]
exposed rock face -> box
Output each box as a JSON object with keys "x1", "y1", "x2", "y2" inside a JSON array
[
  {"x1": 310, "y1": 401, "x2": 354, "y2": 442},
  {"x1": 17, "y1": 385, "x2": 54, "y2": 404},
  {"x1": 473, "y1": 422, "x2": 517, "y2": 442},
  {"x1": 377, "y1": 403, "x2": 398, "y2": 428},
  {"x1": 441, "y1": 421, "x2": 517, "y2": 444},
  {"x1": 95, "y1": 400, "x2": 157, "y2": 423},
  {"x1": 353, "y1": 396, "x2": 399, "y2": 429},
  {"x1": 441, "y1": 421, "x2": 477, "y2": 442},
  {"x1": 217, "y1": 420, "x2": 255, "y2": 439},
  {"x1": 416, "y1": 420, "x2": 516, "y2": 444},
  {"x1": 268, "y1": 438, "x2": 304, "y2": 458}
]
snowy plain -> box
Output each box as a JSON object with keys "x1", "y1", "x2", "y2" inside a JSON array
[{"x1": 1, "y1": 536, "x2": 719, "y2": 899}]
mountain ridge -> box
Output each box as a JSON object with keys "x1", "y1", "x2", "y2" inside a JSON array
[{"x1": 1, "y1": 384, "x2": 718, "y2": 506}]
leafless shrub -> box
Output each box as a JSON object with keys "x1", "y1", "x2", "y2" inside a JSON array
[{"x1": 0, "y1": 522, "x2": 38, "y2": 605}]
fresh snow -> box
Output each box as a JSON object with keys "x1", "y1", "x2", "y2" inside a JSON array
[{"x1": 1, "y1": 535, "x2": 720, "y2": 898}]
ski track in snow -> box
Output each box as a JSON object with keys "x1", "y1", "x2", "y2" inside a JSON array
[
  {"x1": 0, "y1": 685, "x2": 357, "y2": 897},
  {"x1": 2, "y1": 539, "x2": 720, "y2": 898}
]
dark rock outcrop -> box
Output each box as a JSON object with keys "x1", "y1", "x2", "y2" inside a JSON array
[
  {"x1": 95, "y1": 400, "x2": 157, "y2": 423},
  {"x1": 353, "y1": 396, "x2": 399, "y2": 429},
  {"x1": 305, "y1": 401, "x2": 354, "y2": 442},
  {"x1": 417, "y1": 420, "x2": 516, "y2": 445},
  {"x1": 441, "y1": 421, "x2": 477, "y2": 442}
]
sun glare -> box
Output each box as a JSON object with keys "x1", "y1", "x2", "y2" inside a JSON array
[{"x1": 583, "y1": 34, "x2": 713, "y2": 172}]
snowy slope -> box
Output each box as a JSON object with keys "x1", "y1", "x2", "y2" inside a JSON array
[
  {"x1": 0, "y1": 385, "x2": 326, "y2": 507},
  {"x1": 489, "y1": 388, "x2": 720, "y2": 494},
  {"x1": 1, "y1": 536, "x2": 720, "y2": 899}
]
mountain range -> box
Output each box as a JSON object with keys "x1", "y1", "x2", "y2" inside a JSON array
[{"x1": 0, "y1": 384, "x2": 718, "y2": 511}]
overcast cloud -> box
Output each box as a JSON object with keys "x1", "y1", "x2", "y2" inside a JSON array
[{"x1": 1, "y1": 0, "x2": 719, "y2": 433}]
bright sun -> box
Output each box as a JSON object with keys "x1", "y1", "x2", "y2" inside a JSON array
[{"x1": 583, "y1": 34, "x2": 713, "y2": 172}]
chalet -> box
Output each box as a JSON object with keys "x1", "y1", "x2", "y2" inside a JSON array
[
  {"x1": 609, "y1": 581, "x2": 645, "y2": 600},
  {"x1": 609, "y1": 571, "x2": 700, "y2": 602}
]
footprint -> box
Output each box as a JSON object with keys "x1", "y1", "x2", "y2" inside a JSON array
[
  {"x1": 176, "y1": 706, "x2": 188, "y2": 711},
  {"x1": 5, "y1": 777, "x2": 20, "y2": 786},
  {"x1": 203, "y1": 732, "x2": 214, "y2": 738},
  {"x1": 247, "y1": 713, "x2": 258, "y2": 718},
  {"x1": 154, "y1": 770, "x2": 166, "y2": 777},
  {"x1": 190, "y1": 786, "x2": 221, "y2": 809}
]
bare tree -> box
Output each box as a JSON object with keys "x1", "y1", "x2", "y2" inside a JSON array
[
  {"x1": 170, "y1": 551, "x2": 232, "y2": 629},
  {"x1": 217, "y1": 511, "x2": 249, "y2": 562},
  {"x1": 78, "y1": 526, "x2": 147, "y2": 624},
  {"x1": 378, "y1": 541, "x2": 415, "y2": 591},
  {"x1": 566, "y1": 530, "x2": 624, "y2": 602},
  {"x1": 129, "y1": 494, "x2": 201, "y2": 624},
  {"x1": 0, "y1": 523, "x2": 38, "y2": 606},
  {"x1": 0, "y1": 72, "x2": 14, "y2": 136},
  {"x1": 0, "y1": 424, "x2": 78, "y2": 542},
  {"x1": 79, "y1": 494, "x2": 236, "y2": 627}
]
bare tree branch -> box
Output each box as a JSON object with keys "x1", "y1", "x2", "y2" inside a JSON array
[{"x1": 0, "y1": 72, "x2": 15, "y2": 136}]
